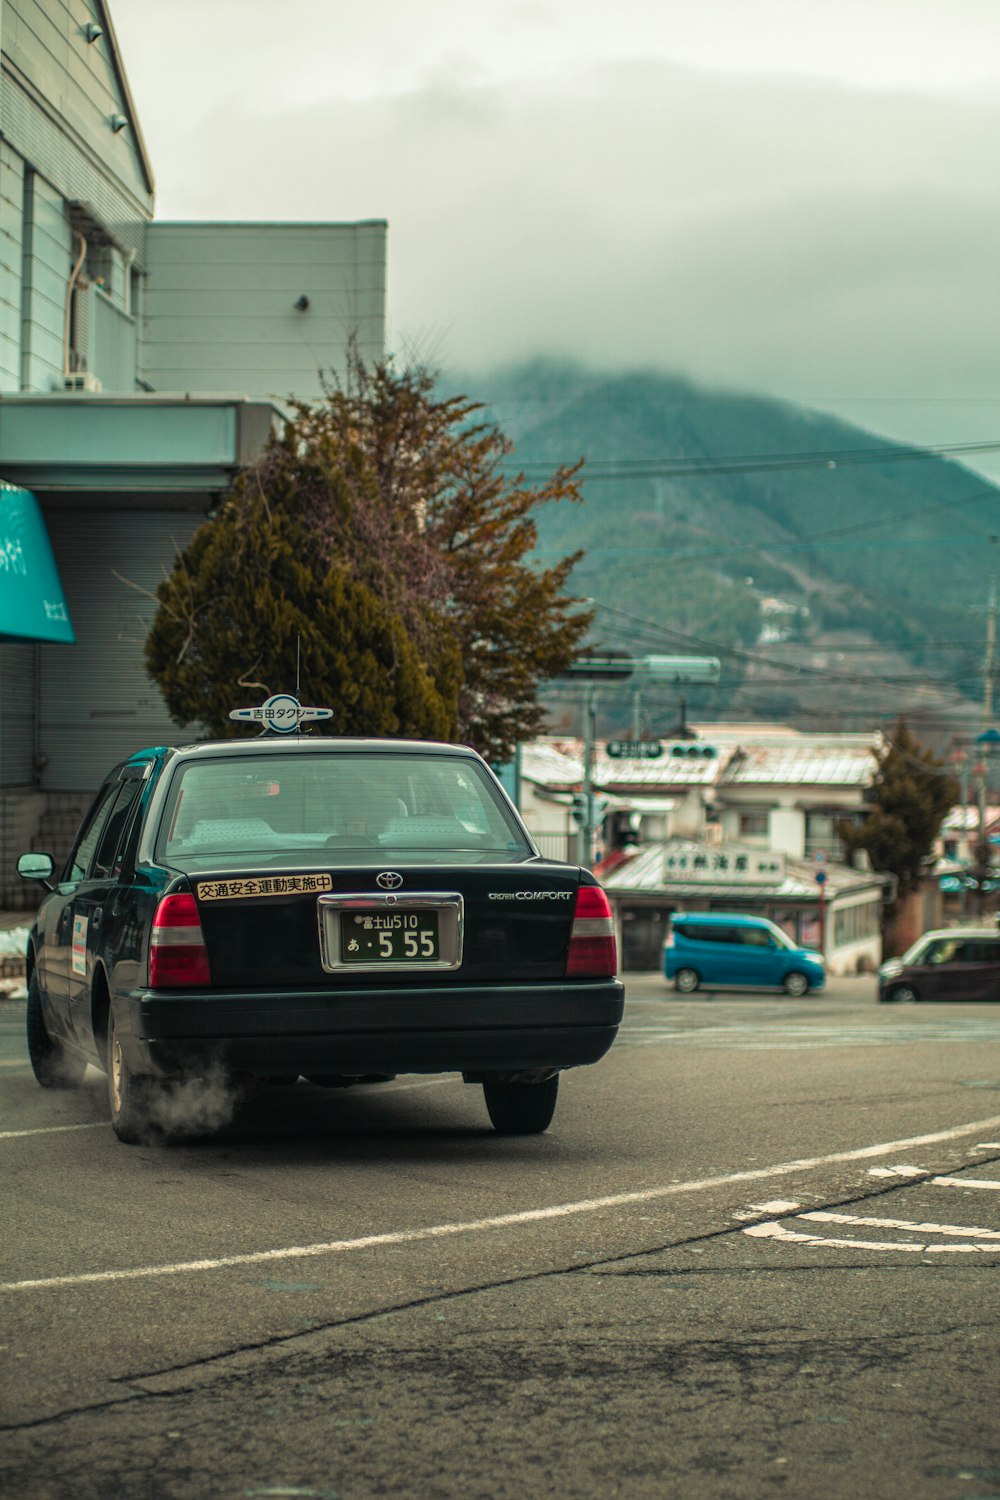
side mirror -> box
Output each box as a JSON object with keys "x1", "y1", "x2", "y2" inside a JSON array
[{"x1": 17, "y1": 852, "x2": 54, "y2": 883}]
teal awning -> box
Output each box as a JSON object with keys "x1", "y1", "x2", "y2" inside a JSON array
[{"x1": 0, "y1": 484, "x2": 75, "y2": 643}]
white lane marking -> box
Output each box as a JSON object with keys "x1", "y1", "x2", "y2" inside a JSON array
[
  {"x1": 867, "y1": 1165, "x2": 926, "y2": 1178},
  {"x1": 618, "y1": 1022, "x2": 1000, "y2": 1051},
  {"x1": 733, "y1": 1199, "x2": 801, "y2": 1220},
  {"x1": 975, "y1": 1142, "x2": 1000, "y2": 1149},
  {"x1": 931, "y1": 1176, "x2": 1000, "y2": 1190},
  {"x1": 799, "y1": 1211, "x2": 1000, "y2": 1240},
  {"x1": 0, "y1": 1123, "x2": 106, "y2": 1141},
  {"x1": 4, "y1": 1113, "x2": 1000, "y2": 1293},
  {"x1": 0, "y1": 1079, "x2": 456, "y2": 1139},
  {"x1": 383, "y1": 1078, "x2": 457, "y2": 1093},
  {"x1": 744, "y1": 1222, "x2": 996, "y2": 1254}
]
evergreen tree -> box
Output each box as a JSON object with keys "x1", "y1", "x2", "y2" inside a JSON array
[
  {"x1": 839, "y1": 720, "x2": 959, "y2": 902},
  {"x1": 145, "y1": 358, "x2": 590, "y2": 759}
]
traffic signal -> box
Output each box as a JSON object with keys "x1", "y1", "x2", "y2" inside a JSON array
[
  {"x1": 559, "y1": 651, "x2": 635, "y2": 681},
  {"x1": 570, "y1": 793, "x2": 609, "y2": 827}
]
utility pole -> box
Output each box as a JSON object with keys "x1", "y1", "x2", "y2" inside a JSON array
[
  {"x1": 979, "y1": 579, "x2": 997, "y2": 915},
  {"x1": 558, "y1": 653, "x2": 721, "y2": 868},
  {"x1": 984, "y1": 576, "x2": 996, "y2": 729},
  {"x1": 581, "y1": 683, "x2": 599, "y2": 867}
]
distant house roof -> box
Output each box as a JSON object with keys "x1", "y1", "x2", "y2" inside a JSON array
[
  {"x1": 520, "y1": 741, "x2": 584, "y2": 790},
  {"x1": 942, "y1": 804, "x2": 1000, "y2": 835},
  {"x1": 718, "y1": 737, "x2": 879, "y2": 788},
  {"x1": 601, "y1": 839, "x2": 885, "y2": 902},
  {"x1": 522, "y1": 729, "x2": 881, "y2": 794}
]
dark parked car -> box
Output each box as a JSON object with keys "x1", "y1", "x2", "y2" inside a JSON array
[
  {"x1": 18, "y1": 725, "x2": 623, "y2": 1143},
  {"x1": 878, "y1": 927, "x2": 1000, "y2": 1003}
]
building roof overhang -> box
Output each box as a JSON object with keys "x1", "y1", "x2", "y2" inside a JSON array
[{"x1": 0, "y1": 394, "x2": 285, "y2": 509}]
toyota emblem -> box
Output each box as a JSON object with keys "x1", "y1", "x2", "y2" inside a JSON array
[{"x1": 376, "y1": 871, "x2": 404, "y2": 890}]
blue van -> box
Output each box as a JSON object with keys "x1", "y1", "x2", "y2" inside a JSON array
[{"x1": 664, "y1": 912, "x2": 825, "y2": 996}]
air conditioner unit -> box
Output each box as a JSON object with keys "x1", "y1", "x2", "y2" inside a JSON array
[{"x1": 64, "y1": 371, "x2": 103, "y2": 393}]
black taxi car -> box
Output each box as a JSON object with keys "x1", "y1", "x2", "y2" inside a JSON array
[{"x1": 18, "y1": 713, "x2": 623, "y2": 1143}]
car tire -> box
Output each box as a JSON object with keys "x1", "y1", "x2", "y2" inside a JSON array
[
  {"x1": 782, "y1": 971, "x2": 810, "y2": 997},
  {"x1": 885, "y1": 983, "x2": 919, "y2": 1004},
  {"x1": 674, "y1": 968, "x2": 701, "y2": 994},
  {"x1": 107, "y1": 1010, "x2": 160, "y2": 1144},
  {"x1": 483, "y1": 1074, "x2": 559, "y2": 1135},
  {"x1": 26, "y1": 971, "x2": 87, "y2": 1089}
]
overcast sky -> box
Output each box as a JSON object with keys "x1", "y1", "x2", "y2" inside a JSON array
[{"x1": 113, "y1": 0, "x2": 1000, "y2": 478}]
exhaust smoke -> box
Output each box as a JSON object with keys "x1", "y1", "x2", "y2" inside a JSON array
[{"x1": 138, "y1": 1062, "x2": 239, "y2": 1143}]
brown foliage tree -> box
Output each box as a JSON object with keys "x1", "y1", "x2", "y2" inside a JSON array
[{"x1": 146, "y1": 358, "x2": 591, "y2": 761}]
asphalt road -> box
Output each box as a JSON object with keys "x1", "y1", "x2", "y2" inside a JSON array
[{"x1": 2, "y1": 974, "x2": 999, "y2": 1500}]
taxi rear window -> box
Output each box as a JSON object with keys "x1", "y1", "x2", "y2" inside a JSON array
[{"x1": 157, "y1": 752, "x2": 531, "y2": 861}]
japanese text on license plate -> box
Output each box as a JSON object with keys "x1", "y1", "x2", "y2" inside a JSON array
[{"x1": 341, "y1": 909, "x2": 439, "y2": 963}]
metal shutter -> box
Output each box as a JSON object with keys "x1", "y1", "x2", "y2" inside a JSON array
[
  {"x1": 38, "y1": 509, "x2": 204, "y2": 791},
  {"x1": 0, "y1": 643, "x2": 37, "y2": 784}
]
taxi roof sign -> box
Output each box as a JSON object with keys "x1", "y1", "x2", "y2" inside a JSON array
[{"x1": 229, "y1": 693, "x2": 333, "y2": 736}]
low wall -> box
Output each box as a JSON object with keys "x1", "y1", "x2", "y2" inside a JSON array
[{"x1": 0, "y1": 789, "x2": 88, "y2": 909}]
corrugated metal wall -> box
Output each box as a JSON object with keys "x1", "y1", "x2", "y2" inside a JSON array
[
  {"x1": 17, "y1": 174, "x2": 69, "y2": 392},
  {"x1": 38, "y1": 508, "x2": 204, "y2": 791},
  {"x1": 1, "y1": 0, "x2": 153, "y2": 235},
  {"x1": 0, "y1": 140, "x2": 25, "y2": 390},
  {"x1": 141, "y1": 223, "x2": 387, "y2": 401},
  {"x1": 0, "y1": 642, "x2": 37, "y2": 784},
  {"x1": 90, "y1": 286, "x2": 137, "y2": 391},
  {"x1": 1, "y1": 0, "x2": 153, "y2": 396}
]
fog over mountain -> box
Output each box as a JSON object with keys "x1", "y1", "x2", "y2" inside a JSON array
[{"x1": 113, "y1": 1, "x2": 1000, "y2": 488}]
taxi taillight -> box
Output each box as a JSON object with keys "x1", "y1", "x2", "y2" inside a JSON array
[
  {"x1": 565, "y1": 883, "x2": 617, "y2": 978},
  {"x1": 149, "y1": 892, "x2": 211, "y2": 988}
]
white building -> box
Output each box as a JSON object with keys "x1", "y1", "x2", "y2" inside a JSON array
[{"x1": 518, "y1": 728, "x2": 889, "y2": 973}]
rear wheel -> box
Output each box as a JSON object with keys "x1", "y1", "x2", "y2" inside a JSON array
[
  {"x1": 107, "y1": 1010, "x2": 161, "y2": 1143},
  {"x1": 885, "y1": 983, "x2": 919, "y2": 1004},
  {"x1": 782, "y1": 971, "x2": 810, "y2": 997},
  {"x1": 674, "y1": 967, "x2": 700, "y2": 994},
  {"x1": 26, "y1": 971, "x2": 86, "y2": 1088},
  {"x1": 483, "y1": 1074, "x2": 559, "y2": 1135}
]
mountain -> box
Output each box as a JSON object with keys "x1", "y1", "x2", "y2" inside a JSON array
[{"x1": 457, "y1": 363, "x2": 998, "y2": 737}]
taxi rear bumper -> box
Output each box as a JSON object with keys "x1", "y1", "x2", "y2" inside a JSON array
[{"x1": 116, "y1": 979, "x2": 625, "y2": 1078}]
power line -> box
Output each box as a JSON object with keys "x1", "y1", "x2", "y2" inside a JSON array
[
  {"x1": 532, "y1": 483, "x2": 999, "y2": 566},
  {"x1": 510, "y1": 439, "x2": 1000, "y2": 482},
  {"x1": 586, "y1": 599, "x2": 982, "y2": 697}
]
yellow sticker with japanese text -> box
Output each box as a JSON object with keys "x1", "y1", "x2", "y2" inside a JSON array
[{"x1": 197, "y1": 874, "x2": 333, "y2": 901}]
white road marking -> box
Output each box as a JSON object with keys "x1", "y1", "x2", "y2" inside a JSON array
[
  {"x1": 931, "y1": 1176, "x2": 1000, "y2": 1190},
  {"x1": 867, "y1": 1165, "x2": 926, "y2": 1178},
  {"x1": 383, "y1": 1078, "x2": 457, "y2": 1093},
  {"x1": 799, "y1": 1210, "x2": 1000, "y2": 1239},
  {"x1": 744, "y1": 1222, "x2": 997, "y2": 1254},
  {"x1": 618, "y1": 1021, "x2": 1000, "y2": 1051},
  {"x1": 4, "y1": 1113, "x2": 1000, "y2": 1293},
  {"x1": 0, "y1": 1078, "x2": 456, "y2": 1140},
  {"x1": 0, "y1": 1123, "x2": 106, "y2": 1141},
  {"x1": 733, "y1": 1200, "x2": 801, "y2": 1220}
]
